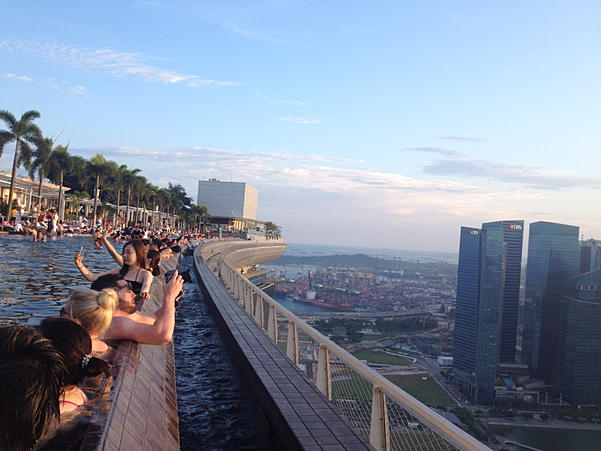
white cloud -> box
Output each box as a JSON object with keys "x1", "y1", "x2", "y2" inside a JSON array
[
  {"x1": 57, "y1": 144, "x2": 601, "y2": 251},
  {"x1": 2, "y1": 72, "x2": 32, "y2": 82},
  {"x1": 279, "y1": 116, "x2": 321, "y2": 125},
  {"x1": 0, "y1": 39, "x2": 238, "y2": 88},
  {"x1": 69, "y1": 85, "x2": 86, "y2": 95}
]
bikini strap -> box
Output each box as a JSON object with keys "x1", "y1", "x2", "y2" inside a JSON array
[{"x1": 60, "y1": 400, "x2": 81, "y2": 407}]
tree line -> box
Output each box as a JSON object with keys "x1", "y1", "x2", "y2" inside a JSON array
[{"x1": 0, "y1": 109, "x2": 209, "y2": 228}]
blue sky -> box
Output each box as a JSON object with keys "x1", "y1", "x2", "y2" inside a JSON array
[{"x1": 1, "y1": 1, "x2": 600, "y2": 252}]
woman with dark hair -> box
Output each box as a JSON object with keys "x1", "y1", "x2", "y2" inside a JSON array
[
  {"x1": 146, "y1": 249, "x2": 161, "y2": 277},
  {"x1": 0, "y1": 325, "x2": 65, "y2": 450},
  {"x1": 39, "y1": 318, "x2": 111, "y2": 413},
  {"x1": 74, "y1": 239, "x2": 153, "y2": 299}
]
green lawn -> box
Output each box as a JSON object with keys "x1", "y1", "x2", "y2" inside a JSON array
[
  {"x1": 385, "y1": 374, "x2": 455, "y2": 407},
  {"x1": 352, "y1": 348, "x2": 414, "y2": 366},
  {"x1": 331, "y1": 372, "x2": 455, "y2": 408}
]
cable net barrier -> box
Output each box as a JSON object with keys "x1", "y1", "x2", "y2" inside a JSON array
[{"x1": 215, "y1": 256, "x2": 487, "y2": 451}]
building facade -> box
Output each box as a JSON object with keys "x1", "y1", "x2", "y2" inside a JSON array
[
  {"x1": 482, "y1": 220, "x2": 524, "y2": 365},
  {"x1": 554, "y1": 268, "x2": 601, "y2": 404},
  {"x1": 453, "y1": 220, "x2": 523, "y2": 404},
  {"x1": 453, "y1": 227, "x2": 481, "y2": 394},
  {"x1": 522, "y1": 222, "x2": 579, "y2": 384},
  {"x1": 197, "y1": 179, "x2": 258, "y2": 221},
  {"x1": 580, "y1": 239, "x2": 601, "y2": 274}
]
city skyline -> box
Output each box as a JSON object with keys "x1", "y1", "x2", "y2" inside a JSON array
[{"x1": 1, "y1": 2, "x2": 600, "y2": 251}]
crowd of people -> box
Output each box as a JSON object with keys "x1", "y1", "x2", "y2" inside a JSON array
[{"x1": 0, "y1": 224, "x2": 206, "y2": 450}]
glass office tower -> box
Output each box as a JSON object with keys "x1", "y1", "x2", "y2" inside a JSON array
[
  {"x1": 453, "y1": 221, "x2": 523, "y2": 403},
  {"x1": 522, "y1": 222, "x2": 579, "y2": 383},
  {"x1": 481, "y1": 220, "x2": 524, "y2": 365},
  {"x1": 555, "y1": 268, "x2": 601, "y2": 403},
  {"x1": 453, "y1": 227, "x2": 481, "y2": 384}
]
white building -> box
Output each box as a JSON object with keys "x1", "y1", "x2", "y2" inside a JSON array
[{"x1": 197, "y1": 179, "x2": 258, "y2": 220}]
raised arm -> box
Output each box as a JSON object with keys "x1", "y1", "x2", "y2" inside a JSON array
[
  {"x1": 102, "y1": 229, "x2": 123, "y2": 266},
  {"x1": 105, "y1": 271, "x2": 183, "y2": 344},
  {"x1": 74, "y1": 253, "x2": 120, "y2": 282}
]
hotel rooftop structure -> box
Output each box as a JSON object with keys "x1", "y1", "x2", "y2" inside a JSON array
[{"x1": 197, "y1": 179, "x2": 260, "y2": 230}]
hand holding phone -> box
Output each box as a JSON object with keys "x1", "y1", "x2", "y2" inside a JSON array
[{"x1": 165, "y1": 269, "x2": 176, "y2": 284}]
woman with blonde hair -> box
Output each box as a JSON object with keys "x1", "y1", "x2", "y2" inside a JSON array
[{"x1": 64, "y1": 288, "x2": 117, "y2": 353}]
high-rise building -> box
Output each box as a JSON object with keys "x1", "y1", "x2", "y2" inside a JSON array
[
  {"x1": 579, "y1": 239, "x2": 601, "y2": 274},
  {"x1": 453, "y1": 227, "x2": 481, "y2": 389},
  {"x1": 453, "y1": 220, "x2": 524, "y2": 403},
  {"x1": 197, "y1": 179, "x2": 258, "y2": 220},
  {"x1": 554, "y1": 268, "x2": 601, "y2": 404},
  {"x1": 481, "y1": 220, "x2": 524, "y2": 364},
  {"x1": 522, "y1": 222, "x2": 579, "y2": 384}
]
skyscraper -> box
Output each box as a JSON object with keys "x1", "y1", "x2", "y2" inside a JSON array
[
  {"x1": 522, "y1": 222, "x2": 579, "y2": 384},
  {"x1": 580, "y1": 239, "x2": 601, "y2": 274},
  {"x1": 481, "y1": 220, "x2": 524, "y2": 364},
  {"x1": 554, "y1": 268, "x2": 601, "y2": 404},
  {"x1": 453, "y1": 220, "x2": 524, "y2": 403},
  {"x1": 453, "y1": 227, "x2": 481, "y2": 391}
]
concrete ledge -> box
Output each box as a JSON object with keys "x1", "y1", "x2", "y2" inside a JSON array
[
  {"x1": 200, "y1": 239, "x2": 286, "y2": 270},
  {"x1": 96, "y1": 255, "x2": 181, "y2": 451},
  {"x1": 193, "y1": 244, "x2": 371, "y2": 450},
  {"x1": 38, "y1": 252, "x2": 182, "y2": 450}
]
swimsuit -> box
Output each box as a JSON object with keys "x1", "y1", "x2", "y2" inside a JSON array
[
  {"x1": 60, "y1": 391, "x2": 86, "y2": 408},
  {"x1": 125, "y1": 269, "x2": 144, "y2": 294}
]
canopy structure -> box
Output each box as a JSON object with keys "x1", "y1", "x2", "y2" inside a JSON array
[{"x1": 0, "y1": 170, "x2": 70, "y2": 214}]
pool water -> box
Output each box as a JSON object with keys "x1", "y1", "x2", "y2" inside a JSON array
[{"x1": 0, "y1": 235, "x2": 258, "y2": 449}]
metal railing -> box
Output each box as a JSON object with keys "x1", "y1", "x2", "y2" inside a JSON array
[{"x1": 210, "y1": 251, "x2": 490, "y2": 451}]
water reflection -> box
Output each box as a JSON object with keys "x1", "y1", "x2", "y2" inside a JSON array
[{"x1": 0, "y1": 235, "x2": 117, "y2": 325}]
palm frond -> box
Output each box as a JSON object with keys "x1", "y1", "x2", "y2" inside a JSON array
[
  {"x1": 0, "y1": 130, "x2": 15, "y2": 157},
  {"x1": 18, "y1": 140, "x2": 33, "y2": 171},
  {"x1": 22, "y1": 124, "x2": 42, "y2": 143},
  {"x1": 0, "y1": 110, "x2": 17, "y2": 129},
  {"x1": 19, "y1": 110, "x2": 41, "y2": 123}
]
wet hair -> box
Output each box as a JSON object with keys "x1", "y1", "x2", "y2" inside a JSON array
[
  {"x1": 142, "y1": 239, "x2": 150, "y2": 247},
  {"x1": 91, "y1": 273, "x2": 124, "y2": 291},
  {"x1": 146, "y1": 249, "x2": 161, "y2": 276},
  {"x1": 66, "y1": 289, "x2": 117, "y2": 337},
  {"x1": 0, "y1": 326, "x2": 65, "y2": 451},
  {"x1": 40, "y1": 318, "x2": 110, "y2": 387},
  {"x1": 119, "y1": 240, "x2": 146, "y2": 276},
  {"x1": 151, "y1": 238, "x2": 162, "y2": 250}
]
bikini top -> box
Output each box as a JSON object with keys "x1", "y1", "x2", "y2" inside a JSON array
[
  {"x1": 125, "y1": 269, "x2": 144, "y2": 294},
  {"x1": 60, "y1": 390, "x2": 87, "y2": 408}
]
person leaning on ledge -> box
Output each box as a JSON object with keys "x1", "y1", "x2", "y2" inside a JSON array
[
  {"x1": 91, "y1": 274, "x2": 158, "y2": 325},
  {"x1": 102, "y1": 270, "x2": 183, "y2": 345}
]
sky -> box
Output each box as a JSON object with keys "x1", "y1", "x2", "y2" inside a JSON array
[{"x1": 1, "y1": 1, "x2": 600, "y2": 252}]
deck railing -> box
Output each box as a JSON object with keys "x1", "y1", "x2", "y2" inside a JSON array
[{"x1": 212, "y1": 252, "x2": 490, "y2": 451}]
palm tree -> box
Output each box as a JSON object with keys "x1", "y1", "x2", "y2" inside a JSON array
[
  {"x1": 122, "y1": 167, "x2": 141, "y2": 226},
  {"x1": 143, "y1": 184, "x2": 159, "y2": 226},
  {"x1": 47, "y1": 145, "x2": 71, "y2": 220},
  {"x1": 112, "y1": 164, "x2": 128, "y2": 225},
  {"x1": 88, "y1": 154, "x2": 115, "y2": 225},
  {"x1": 0, "y1": 110, "x2": 42, "y2": 221},
  {"x1": 29, "y1": 137, "x2": 54, "y2": 216},
  {"x1": 157, "y1": 187, "x2": 171, "y2": 227},
  {"x1": 133, "y1": 174, "x2": 147, "y2": 224},
  {"x1": 64, "y1": 155, "x2": 89, "y2": 193}
]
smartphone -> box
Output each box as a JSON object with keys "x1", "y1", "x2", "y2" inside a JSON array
[
  {"x1": 79, "y1": 246, "x2": 84, "y2": 257},
  {"x1": 165, "y1": 269, "x2": 176, "y2": 284}
]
